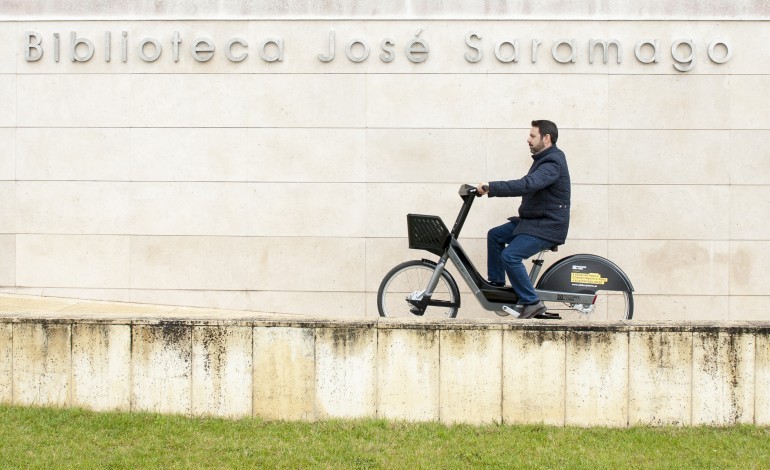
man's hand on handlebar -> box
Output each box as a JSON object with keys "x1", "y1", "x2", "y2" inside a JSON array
[{"x1": 476, "y1": 183, "x2": 489, "y2": 196}]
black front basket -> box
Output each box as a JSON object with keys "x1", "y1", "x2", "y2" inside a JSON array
[{"x1": 407, "y1": 214, "x2": 450, "y2": 257}]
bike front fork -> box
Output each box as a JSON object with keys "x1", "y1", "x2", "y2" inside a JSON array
[
  {"x1": 418, "y1": 253, "x2": 450, "y2": 299},
  {"x1": 404, "y1": 254, "x2": 451, "y2": 315}
]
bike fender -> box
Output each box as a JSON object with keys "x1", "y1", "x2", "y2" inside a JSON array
[{"x1": 535, "y1": 254, "x2": 634, "y2": 293}]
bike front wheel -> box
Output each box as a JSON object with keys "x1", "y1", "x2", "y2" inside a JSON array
[{"x1": 377, "y1": 260, "x2": 460, "y2": 318}]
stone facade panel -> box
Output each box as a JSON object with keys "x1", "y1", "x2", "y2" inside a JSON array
[
  {"x1": 12, "y1": 322, "x2": 71, "y2": 407},
  {"x1": 503, "y1": 329, "x2": 566, "y2": 425},
  {"x1": 72, "y1": 323, "x2": 131, "y2": 411},
  {"x1": 315, "y1": 327, "x2": 377, "y2": 419},
  {"x1": 131, "y1": 324, "x2": 192, "y2": 415},
  {"x1": 377, "y1": 327, "x2": 440, "y2": 421},
  {"x1": 692, "y1": 331, "x2": 755, "y2": 425},
  {"x1": 253, "y1": 326, "x2": 315, "y2": 420},
  {"x1": 192, "y1": 325, "x2": 253, "y2": 418},
  {"x1": 439, "y1": 328, "x2": 503, "y2": 424},
  {"x1": 565, "y1": 330, "x2": 628, "y2": 426}
]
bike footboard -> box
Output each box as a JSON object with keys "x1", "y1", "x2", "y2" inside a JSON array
[{"x1": 535, "y1": 254, "x2": 634, "y2": 294}]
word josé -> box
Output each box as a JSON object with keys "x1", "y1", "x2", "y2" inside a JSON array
[{"x1": 24, "y1": 29, "x2": 733, "y2": 72}]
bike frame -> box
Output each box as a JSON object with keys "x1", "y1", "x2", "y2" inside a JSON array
[{"x1": 409, "y1": 185, "x2": 595, "y2": 314}]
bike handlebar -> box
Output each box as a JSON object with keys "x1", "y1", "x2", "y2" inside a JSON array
[{"x1": 458, "y1": 184, "x2": 485, "y2": 198}]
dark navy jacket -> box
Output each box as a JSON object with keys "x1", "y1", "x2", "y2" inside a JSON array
[{"x1": 488, "y1": 145, "x2": 571, "y2": 245}]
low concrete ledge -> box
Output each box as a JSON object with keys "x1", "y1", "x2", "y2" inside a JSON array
[{"x1": 0, "y1": 295, "x2": 768, "y2": 426}]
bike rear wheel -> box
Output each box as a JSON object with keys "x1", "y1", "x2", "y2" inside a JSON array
[
  {"x1": 377, "y1": 260, "x2": 460, "y2": 318},
  {"x1": 543, "y1": 289, "x2": 633, "y2": 320}
]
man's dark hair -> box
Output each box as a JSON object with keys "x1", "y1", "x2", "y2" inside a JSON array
[{"x1": 531, "y1": 120, "x2": 558, "y2": 144}]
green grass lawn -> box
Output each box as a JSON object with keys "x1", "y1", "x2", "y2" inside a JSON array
[{"x1": 1, "y1": 405, "x2": 768, "y2": 468}]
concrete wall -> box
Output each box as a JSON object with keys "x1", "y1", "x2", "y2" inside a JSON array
[
  {"x1": 1, "y1": 316, "x2": 768, "y2": 426},
  {"x1": 1, "y1": 3, "x2": 769, "y2": 320}
]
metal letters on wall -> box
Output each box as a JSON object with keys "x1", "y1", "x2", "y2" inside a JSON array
[{"x1": 23, "y1": 29, "x2": 733, "y2": 71}]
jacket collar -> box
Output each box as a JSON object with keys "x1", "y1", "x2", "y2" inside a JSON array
[{"x1": 532, "y1": 144, "x2": 559, "y2": 161}]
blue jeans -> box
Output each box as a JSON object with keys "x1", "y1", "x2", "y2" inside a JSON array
[{"x1": 487, "y1": 221, "x2": 554, "y2": 305}]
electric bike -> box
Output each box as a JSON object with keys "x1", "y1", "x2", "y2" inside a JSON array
[{"x1": 377, "y1": 184, "x2": 634, "y2": 320}]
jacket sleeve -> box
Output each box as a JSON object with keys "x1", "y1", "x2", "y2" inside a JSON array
[{"x1": 488, "y1": 160, "x2": 561, "y2": 197}]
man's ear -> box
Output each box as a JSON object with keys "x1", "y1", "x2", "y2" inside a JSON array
[{"x1": 543, "y1": 133, "x2": 552, "y2": 145}]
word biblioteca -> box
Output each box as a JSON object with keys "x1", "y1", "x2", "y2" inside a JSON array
[{"x1": 23, "y1": 29, "x2": 733, "y2": 72}]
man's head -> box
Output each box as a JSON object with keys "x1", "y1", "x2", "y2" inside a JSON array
[{"x1": 528, "y1": 120, "x2": 558, "y2": 155}]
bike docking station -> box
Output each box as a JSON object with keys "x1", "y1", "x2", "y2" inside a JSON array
[{"x1": 377, "y1": 184, "x2": 634, "y2": 321}]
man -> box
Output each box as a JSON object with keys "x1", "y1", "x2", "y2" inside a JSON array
[{"x1": 476, "y1": 120, "x2": 571, "y2": 319}]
